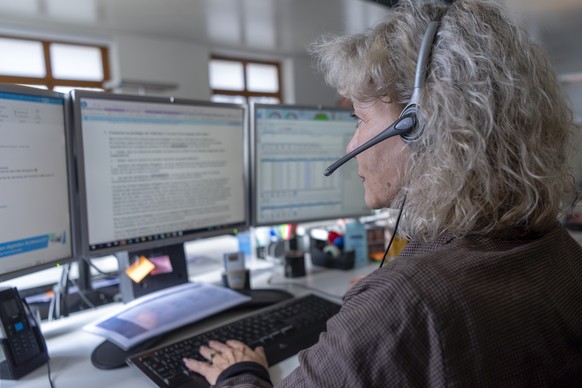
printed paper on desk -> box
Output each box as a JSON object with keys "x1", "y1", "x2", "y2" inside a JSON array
[
  {"x1": 125, "y1": 256, "x2": 155, "y2": 283},
  {"x1": 83, "y1": 282, "x2": 251, "y2": 350}
]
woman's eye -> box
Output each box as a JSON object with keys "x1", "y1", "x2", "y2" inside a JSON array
[{"x1": 351, "y1": 113, "x2": 362, "y2": 127}]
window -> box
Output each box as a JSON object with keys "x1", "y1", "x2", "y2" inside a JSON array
[
  {"x1": 209, "y1": 56, "x2": 282, "y2": 104},
  {"x1": 0, "y1": 35, "x2": 110, "y2": 91}
]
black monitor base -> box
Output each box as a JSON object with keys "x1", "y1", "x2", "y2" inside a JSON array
[
  {"x1": 89, "y1": 288, "x2": 294, "y2": 370},
  {"x1": 91, "y1": 337, "x2": 162, "y2": 370},
  {"x1": 232, "y1": 288, "x2": 294, "y2": 310}
]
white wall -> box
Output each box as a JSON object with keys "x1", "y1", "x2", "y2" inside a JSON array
[
  {"x1": 111, "y1": 34, "x2": 211, "y2": 100},
  {"x1": 291, "y1": 56, "x2": 339, "y2": 107},
  {"x1": 565, "y1": 84, "x2": 582, "y2": 124},
  {"x1": 564, "y1": 83, "x2": 582, "y2": 181},
  {"x1": 109, "y1": 34, "x2": 338, "y2": 107}
]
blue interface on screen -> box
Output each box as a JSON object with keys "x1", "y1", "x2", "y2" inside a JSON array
[
  {"x1": 0, "y1": 91, "x2": 72, "y2": 276},
  {"x1": 253, "y1": 105, "x2": 370, "y2": 226}
]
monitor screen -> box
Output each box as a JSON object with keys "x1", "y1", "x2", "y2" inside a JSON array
[
  {"x1": 0, "y1": 85, "x2": 76, "y2": 281},
  {"x1": 72, "y1": 91, "x2": 248, "y2": 257},
  {"x1": 251, "y1": 103, "x2": 370, "y2": 226}
]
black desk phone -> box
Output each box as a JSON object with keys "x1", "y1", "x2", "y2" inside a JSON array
[{"x1": 0, "y1": 287, "x2": 48, "y2": 380}]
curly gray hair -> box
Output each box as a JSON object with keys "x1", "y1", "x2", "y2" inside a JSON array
[{"x1": 311, "y1": 0, "x2": 578, "y2": 242}]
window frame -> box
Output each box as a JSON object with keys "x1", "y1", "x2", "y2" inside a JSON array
[
  {"x1": 0, "y1": 34, "x2": 110, "y2": 90},
  {"x1": 210, "y1": 55, "x2": 283, "y2": 102}
]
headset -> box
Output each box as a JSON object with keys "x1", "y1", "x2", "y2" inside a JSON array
[{"x1": 323, "y1": 10, "x2": 445, "y2": 177}]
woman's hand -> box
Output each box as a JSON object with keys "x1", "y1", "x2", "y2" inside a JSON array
[{"x1": 183, "y1": 339, "x2": 268, "y2": 385}]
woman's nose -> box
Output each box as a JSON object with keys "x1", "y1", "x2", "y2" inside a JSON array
[{"x1": 346, "y1": 135, "x2": 357, "y2": 154}]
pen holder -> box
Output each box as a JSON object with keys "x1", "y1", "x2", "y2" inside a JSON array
[
  {"x1": 309, "y1": 237, "x2": 355, "y2": 270},
  {"x1": 284, "y1": 250, "x2": 306, "y2": 278},
  {"x1": 221, "y1": 269, "x2": 251, "y2": 290}
]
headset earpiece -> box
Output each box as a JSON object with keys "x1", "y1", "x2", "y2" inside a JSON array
[
  {"x1": 399, "y1": 103, "x2": 422, "y2": 143},
  {"x1": 398, "y1": 12, "x2": 444, "y2": 144}
]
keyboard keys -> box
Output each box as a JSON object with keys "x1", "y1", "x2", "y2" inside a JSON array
[{"x1": 128, "y1": 294, "x2": 341, "y2": 388}]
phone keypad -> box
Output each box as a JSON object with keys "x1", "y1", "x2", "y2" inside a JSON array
[{"x1": 6, "y1": 321, "x2": 41, "y2": 364}]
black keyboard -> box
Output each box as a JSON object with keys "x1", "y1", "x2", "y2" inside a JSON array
[{"x1": 127, "y1": 294, "x2": 341, "y2": 388}]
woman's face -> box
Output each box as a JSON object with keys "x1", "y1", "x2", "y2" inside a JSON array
[{"x1": 347, "y1": 99, "x2": 410, "y2": 209}]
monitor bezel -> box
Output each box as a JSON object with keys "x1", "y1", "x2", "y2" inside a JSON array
[
  {"x1": 0, "y1": 84, "x2": 78, "y2": 281},
  {"x1": 71, "y1": 90, "x2": 250, "y2": 258},
  {"x1": 250, "y1": 102, "x2": 372, "y2": 227}
]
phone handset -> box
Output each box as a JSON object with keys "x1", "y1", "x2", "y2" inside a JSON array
[{"x1": 0, "y1": 287, "x2": 49, "y2": 380}]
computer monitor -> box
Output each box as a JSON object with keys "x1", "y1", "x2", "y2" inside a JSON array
[
  {"x1": 0, "y1": 84, "x2": 76, "y2": 281},
  {"x1": 71, "y1": 91, "x2": 249, "y2": 260},
  {"x1": 251, "y1": 103, "x2": 371, "y2": 227}
]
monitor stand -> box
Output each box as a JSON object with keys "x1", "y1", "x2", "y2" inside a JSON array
[
  {"x1": 59, "y1": 258, "x2": 119, "y2": 318},
  {"x1": 89, "y1": 288, "x2": 294, "y2": 370},
  {"x1": 117, "y1": 243, "x2": 190, "y2": 303},
  {"x1": 231, "y1": 288, "x2": 293, "y2": 310},
  {"x1": 91, "y1": 337, "x2": 162, "y2": 370},
  {"x1": 90, "y1": 243, "x2": 190, "y2": 369},
  {"x1": 90, "y1": 242, "x2": 295, "y2": 370}
]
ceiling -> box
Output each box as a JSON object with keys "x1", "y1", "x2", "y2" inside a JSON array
[{"x1": 0, "y1": 0, "x2": 581, "y2": 75}]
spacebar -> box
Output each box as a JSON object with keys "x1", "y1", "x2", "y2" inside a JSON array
[{"x1": 263, "y1": 325, "x2": 324, "y2": 366}]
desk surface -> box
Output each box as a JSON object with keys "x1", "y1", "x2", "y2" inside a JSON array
[{"x1": 1, "y1": 261, "x2": 378, "y2": 388}]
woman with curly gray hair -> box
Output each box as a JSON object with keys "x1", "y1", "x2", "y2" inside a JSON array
[{"x1": 184, "y1": 1, "x2": 582, "y2": 386}]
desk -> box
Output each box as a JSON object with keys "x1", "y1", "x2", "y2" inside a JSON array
[{"x1": 1, "y1": 262, "x2": 378, "y2": 387}]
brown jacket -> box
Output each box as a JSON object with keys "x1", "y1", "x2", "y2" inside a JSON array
[{"x1": 217, "y1": 225, "x2": 582, "y2": 387}]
